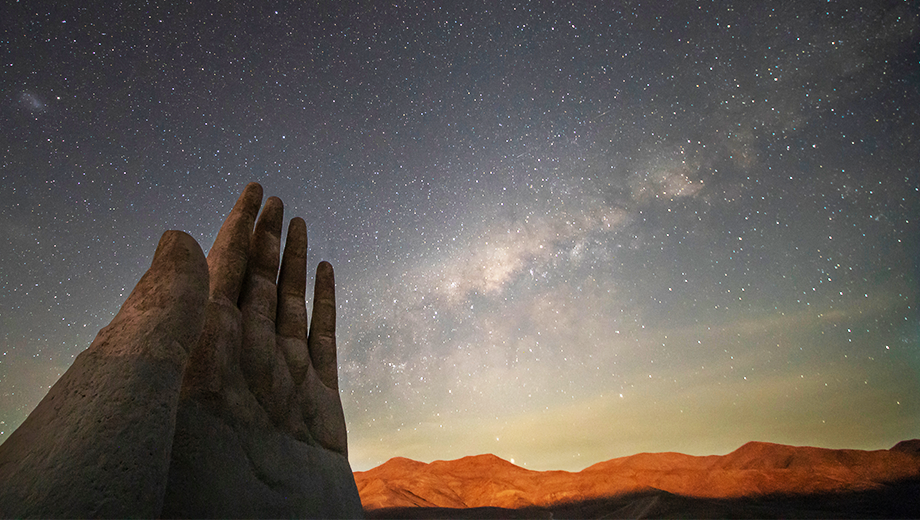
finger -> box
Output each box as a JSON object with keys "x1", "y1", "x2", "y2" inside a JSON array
[
  {"x1": 239, "y1": 197, "x2": 286, "y2": 409},
  {"x1": 207, "y1": 182, "x2": 263, "y2": 305},
  {"x1": 240, "y1": 196, "x2": 284, "y2": 317},
  {"x1": 277, "y1": 217, "x2": 310, "y2": 385},
  {"x1": 101, "y1": 230, "x2": 209, "y2": 361},
  {"x1": 182, "y1": 183, "x2": 262, "y2": 401},
  {"x1": 307, "y1": 261, "x2": 338, "y2": 390}
]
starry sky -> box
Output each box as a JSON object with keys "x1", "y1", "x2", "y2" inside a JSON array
[{"x1": 2, "y1": 0, "x2": 919, "y2": 472}]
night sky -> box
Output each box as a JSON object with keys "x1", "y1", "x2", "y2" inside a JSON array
[{"x1": 2, "y1": 1, "x2": 919, "y2": 472}]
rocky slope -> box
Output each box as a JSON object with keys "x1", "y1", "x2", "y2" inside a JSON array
[{"x1": 354, "y1": 440, "x2": 920, "y2": 516}]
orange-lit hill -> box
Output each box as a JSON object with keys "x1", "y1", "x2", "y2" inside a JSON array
[{"x1": 354, "y1": 440, "x2": 920, "y2": 518}]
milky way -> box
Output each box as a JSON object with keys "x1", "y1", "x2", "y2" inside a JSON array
[{"x1": 2, "y1": 1, "x2": 919, "y2": 471}]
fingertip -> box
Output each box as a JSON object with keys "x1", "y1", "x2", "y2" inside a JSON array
[
  {"x1": 317, "y1": 260, "x2": 334, "y2": 280},
  {"x1": 289, "y1": 217, "x2": 307, "y2": 235},
  {"x1": 236, "y1": 183, "x2": 265, "y2": 216},
  {"x1": 100, "y1": 230, "x2": 208, "y2": 359},
  {"x1": 286, "y1": 219, "x2": 307, "y2": 256},
  {"x1": 145, "y1": 234, "x2": 209, "y2": 303},
  {"x1": 244, "y1": 182, "x2": 264, "y2": 199},
  {"x1": 280, "y1": 218, "x2": 307, "y2": 272},
  {"x1": 208, "y1": 183, "x2": 265, "y2": 303},
  {"x1": 313, "y1": 261, "x2": 335, "y2": 307},
  {"x1": 259, "y1": 197, "x2": 284, "y2": 231},
  {"x1": 153, "y1": 231, "x2": 209, "y2": 347},
  {"x1": 254, "y1": 196, "x2": 285, "y2": 238},
  {"x1": 150, "y1": 231, "x2": 208, "y2": 286},
  {"x1": 244, "y1": 195, "x2": 285, "y2": 282}
]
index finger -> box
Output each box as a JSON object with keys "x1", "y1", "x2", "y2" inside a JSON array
[{"x1": 207, "y1": 183, "x2": 264, "y2": 304}]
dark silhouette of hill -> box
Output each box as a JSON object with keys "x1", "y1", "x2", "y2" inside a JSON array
[{"x1": 355, "y1": 440, "x2": 920, "y2": 519}]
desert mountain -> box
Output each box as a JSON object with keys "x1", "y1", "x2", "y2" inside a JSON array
[{"x1": 355, "y1": 441, "x2": 920, "y2": 517}]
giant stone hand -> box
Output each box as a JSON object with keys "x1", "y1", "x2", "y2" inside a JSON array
[
  {"x1": 0, "y1": 183, "x2": 363, "y2": 518},
  {"x1": 161, "y1": 183, "x2": 361, "y2": 518}
]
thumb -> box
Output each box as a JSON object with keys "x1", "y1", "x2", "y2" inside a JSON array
[
  {"x1": 99, "y1": 230, "x2": 209, "y2": 360},
  {"x1": 0, "y1": 230, "x2": 208, "y2": 518}
]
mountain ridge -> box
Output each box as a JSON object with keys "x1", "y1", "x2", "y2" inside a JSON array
[{"x1": 354, "y1": 440, "x2": 920, "y2": 513}]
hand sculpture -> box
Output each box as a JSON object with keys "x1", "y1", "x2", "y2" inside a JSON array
[{"x1": 0, "y1": 183, "x2": 363, "y2": 518}]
